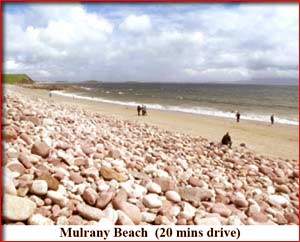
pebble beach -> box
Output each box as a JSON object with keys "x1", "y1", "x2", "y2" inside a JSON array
[{"x1": 3, "y1": 86, "x2": 299, "y2": 226}]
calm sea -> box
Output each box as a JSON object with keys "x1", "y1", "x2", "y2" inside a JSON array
[{"x1": 53, "y1": 83, "x2": 298, "y2": 125}]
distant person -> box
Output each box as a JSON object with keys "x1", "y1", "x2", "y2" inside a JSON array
[
  {"x1": 49, "y1": 91, "x2": 52, "y2": 98},
  {"x1": 270, "y1": 114, "x2": 274, "y2": 125},
  {"x1": 142, "y1": 105, "x2": 147, "y2": 116},
  {"x1": 221, "y1": 132, "x2": 232, "y2": 148},
  {"x1": 236, "y1": 111, "x2": 240, "y2": 123},
  {"x1": 137, "y1": 105, "x2": 142, "y2": 116}
]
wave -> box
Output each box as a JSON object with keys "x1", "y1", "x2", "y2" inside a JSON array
[{"x1": 52, "y1": 90, "x2": 298, "y2": 126}]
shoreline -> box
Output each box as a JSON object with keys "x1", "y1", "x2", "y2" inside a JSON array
[
  {"x1": 52, "y1": 89, "x2": 298, "y2": 126},
  {"x1": 6, "y1": 85, "x2": 298, "y2": 160}
]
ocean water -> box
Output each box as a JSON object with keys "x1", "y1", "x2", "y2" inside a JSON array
[{"x1": 53, "y1": 83, "x2": 298, "y2": 125}]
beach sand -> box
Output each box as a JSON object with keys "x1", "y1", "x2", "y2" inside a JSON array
[{"x1": 9, "y1": 85, "x2": 298, "y2": 160}]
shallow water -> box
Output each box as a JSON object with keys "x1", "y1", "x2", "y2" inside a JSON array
[{"x1": 54, "y1": 83, "x2": 298, "y2": 125}]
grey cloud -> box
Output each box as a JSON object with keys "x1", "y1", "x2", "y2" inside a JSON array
[{"x1": 3, "y1": 3, "x2": 299, "y2": 84}]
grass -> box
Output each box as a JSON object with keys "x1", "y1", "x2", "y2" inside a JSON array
[{"x1": 3, "y1": 74, "x2": 35, "y2": 84}]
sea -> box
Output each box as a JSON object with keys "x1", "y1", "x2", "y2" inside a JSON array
[{"x1": 53, "y1": 83, "x2": 298, "y2": 126}]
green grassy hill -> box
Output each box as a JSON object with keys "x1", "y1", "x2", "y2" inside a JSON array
[{"x1": 3, "y1": 74, "x2": 34, "y2": 84}]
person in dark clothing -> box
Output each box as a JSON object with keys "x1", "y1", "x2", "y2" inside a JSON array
[
  {"x1": 137, "y1": 105, "x2": 142, "y2": 116},
  {"x1": 221, "y1": 132, "x2": 232, "y2": 148},
  {"x1": 236, "y1": 111, "x2": 240, "y2": 123},
  {"x1": 270, "y1": 114, "x2": 274, "y2": 125}
]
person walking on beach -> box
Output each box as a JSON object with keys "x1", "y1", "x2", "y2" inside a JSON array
[
  {"x1": 137, "y1": 105, "x2": 142, "y2": 116},
  {"x1": 49, "y1": 91, "x2": 52, "y2": 98},
  {"x1": 270, "y1": 114, "x2": 274, "y2": 125},
  {"x1": 221, "y1": 132, "x2": 232, "y2": 148},
  {"x1": 236, "y1": 111, "x2": 240, "y2": 123},
  {"x1": 142, "y1": 105, "x2": 147, "y2": 116}
]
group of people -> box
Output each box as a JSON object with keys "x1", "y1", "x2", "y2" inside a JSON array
[
  {"x1": 137, "y1": 105, "x2": 147, "y2": 116},
  {"x1": 235, "y1": 111, "x2": 275, "y2": 125}
]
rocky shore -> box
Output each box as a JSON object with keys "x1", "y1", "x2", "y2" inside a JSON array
[{"x1": 3, "y1": 89, "x2": 299, "y2": 225}]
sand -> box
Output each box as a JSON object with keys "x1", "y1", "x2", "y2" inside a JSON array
[{"x1": 7, "y1": 85, "x2": 298, "y2": 160}]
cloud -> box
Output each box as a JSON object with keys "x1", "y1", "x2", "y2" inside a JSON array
[
  {"x1": 3, "y1": 3, "x2": 299, "y2": 84},
  {"x1": 119, "y1": 14, "x2": 151, "y2": 33}
]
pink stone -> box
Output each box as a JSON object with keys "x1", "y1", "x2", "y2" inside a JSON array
[
  {"x1": 68, "y1": 215, "x2": 84, "y2": 225},
  {"x1": 176, "y1": 218, "x2": 187, "y2": 225},
  {"x1": 112, "y1": 189, "x2": 127, "y2": 206},
  {"x1": 96, "y1": 191, "x2": 114, "y2": 209},
  {"x1": 153, "y1": 177, "x2": 176, "y2": 192},
  {"x1": 38, "y1": 173, "x2": 59, "y2": 191},
  {"x1": 51, "y1": 204, "x2": 61, "y2": 217},
  {"x1": 259, "y1": 165, "x2": 273, "y2": 176},
  {"x1": 211, "y1": 203, "x2": 232, "y2": 217},
  {"x1": 116, "y1": 201, "x2": 141, "y2": 225},
  {"x1": 31, "y1": 142, "x2": 50, "y2": 158},
  {"x1": 6, "y1": 161, "x2": 26, "y2": 175},
  {"x1": 81, "y1": 144, "x2": 94, "y2": 156},
  {"x1": 158, "y1": 200, "x2": 173, "y2": 215},
  {"x1": 74, "y1": 158, "x2": 88, "y2": 167},
  {"x1": 108, "y1": 148, "x2": 121, "y2": 159},
  {"x1": 215, "y1": 194, "x2": 230, "y2": 204},
  {"x1": 70, "y1": 171, "x2": 84, "y2": 184},
  {"x1": 285, "y1": 212, "x2": 299, "y2": 224},
  {"x1": 4, "y1": 127, "x2": 17, "y2": 142},
  {"x1": 83, "y1": 167, "x2": 99, "y2": 180},
  {"x1": 232, "y1": 197, "x2": 249, "y2": 208},
  {"x1": 20, "y1": 133, "x2": 32, "y2": 145},
  {"x1": 252, "y1": 213, "x2": 268, "y2": 223},
  {"x1": 275, "y1": 213, "x2": 288, "y2": 225},
  {"x1": 35, "y1": 207, "x2": 51, "y2": 217},
  {"x1": 18, "y1": 152, "x2": 32, "y2": 169},
  {"x1": 117, "y1": 210, "x2": 134, "y2": 225},
  {"x1": 82, "y1": 188, "x2": 98, "y2": 206},
  {"x1": 188, "y1": 177, "x2": 203, "y2": 187}
]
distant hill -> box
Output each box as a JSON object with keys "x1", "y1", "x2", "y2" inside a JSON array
[{"x1": 3, "y1": 74, "x2": 35, "y2": 84}]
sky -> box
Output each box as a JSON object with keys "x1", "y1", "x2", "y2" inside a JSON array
[{"x1": 3, "y1": 3, "x2": 299, "y2": 84}]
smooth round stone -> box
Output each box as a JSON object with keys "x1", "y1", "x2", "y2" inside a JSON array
[
  {"x1": 117, "y1": 210, "x2": 134, "y2": 225},
  {"x1": 180, "y1": 202, "x2": 196, "y2": 220},
  {"x1": 146, "y1": 182, "x2": 161, "y2": 194},
  {"x1": 247, "y1": 204, "x2": 261, "y2": 216},
  {"x1": 56, "y1": 216, "x2": 68, "y2": 225},
  {"x1": 68, "y1": 215, "x2": 84, "y2": 225},
  {"x1": 31, "y1": 142, "x2": 50, "y2": 158},
  {"x1": 211, "y1": 203, "x2": 232, "y2": 217},
  {"x1": 47, "y1": 191, "x2": 68, "y2": 207},
  {"x1": 194, "y1": 216, "x2": 222, "y2": 225},
  {"x1": 3, "y1": 194, "x2": 37, "y2": 221},
  {"x1": 31, "y1": 180, "x2": 48, "y2": 196},
  {"x1": 169, "y1": 205, "x2": 181, "y2": 217},
  {"x1": 82, "y1": 188, "x2": 97, "y2": 206},
  {"x1": 143, "y1": 194, "x2": 163, "y2": 208},
  {"x1": 96, "y1": 191, "x2": 114, "y2": 209},
  {"x1": 141, "y1": 212, "x2": 156, "y2": 223},
  {"x1": 275, "y1": 185, "x2": 290, "y2": 194},
  {"x1": 268, "y1": 195, "x2": 289, "y2": 206},
  {"x1": 103, "y1": 207, "x2": 118, "y2": 225},
  {"x1": 132, "y1": 184, "x2": 147, "y2": 198},
  {"x1": 28, "y1": 214, "x2": 54, "y2": 225},
  {"x1": 165, "y1": 191, "x2": 181, "y2": 203},
  {"x1": 77, "y1": 203, "x2": 103, "y2": 221},
  {"x1": 228, "y1": 215, "x2": 243, "y2": 225}
]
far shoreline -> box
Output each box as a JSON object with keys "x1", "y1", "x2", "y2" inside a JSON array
[{"x1": 6, "y1": 84, "x2": 299, "y2": 160}]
